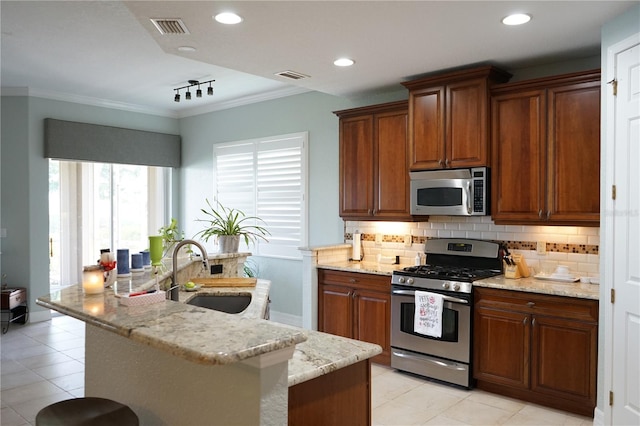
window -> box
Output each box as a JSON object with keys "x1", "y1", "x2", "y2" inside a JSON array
[
  {"x1": 49, "y1": 160, "x2": 169, "y2": 289},
  {"x1": 213, "y1": 132, "x2": 308, "y2": 259}
]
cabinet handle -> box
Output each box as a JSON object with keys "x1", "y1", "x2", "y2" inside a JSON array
[
  {"x1": 538, "y1": 210, "x2": 543, "y2": 218},
  {"x1": 532, "y1": 318, "x2": 536, "y2": 327},
  {"x1": 526, "y1": 301, "x2": 535, "y2": 307},
  {"x1": 368, "y1": 209, "x2": 372, "y2": 216},
  {"x1": 546, "y1": 211, "x2": 550, "y2": 220},
  {"x1": 523, "y1": 317, "x2": 528, "y2": 325},
  {"x1": 445, "y1": 158, "x2": 450, "y2": 167},
  {"x1": 349, "y1": 278, "x2": 358, "y2": 283},
  {"x1": 438, "y1": 159, "x2": 444, "y2": 167}
]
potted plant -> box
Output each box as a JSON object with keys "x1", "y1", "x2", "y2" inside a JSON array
[
  {"x1": 195, "y1": 199, "x2": 270, "y2": 253},
  {"x1": 158, "y1": 218, "x2": 185, "y2": 257}
]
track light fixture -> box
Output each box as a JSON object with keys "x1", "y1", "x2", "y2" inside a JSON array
[{"x1": 173, "y1": 79, "x2": 215, "y2": 103}]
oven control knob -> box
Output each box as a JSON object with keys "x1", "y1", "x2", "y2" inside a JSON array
[
  {"x1": 398, "y1": 277, "x2": 405, "y2": 284},
  {"x1": 442, "y1": 282, "x2": 450, "y2": 290},
  {"x1": 407, "y1": 278, "x2": 414, "y2": 285},
  {"x1": 453, "y1": 283, "x2": 461, "y2": 291}
]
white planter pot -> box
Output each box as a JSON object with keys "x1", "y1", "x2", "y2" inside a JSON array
[{"x1": 218, "y1": 235, "x2": 240, "y2": 253}]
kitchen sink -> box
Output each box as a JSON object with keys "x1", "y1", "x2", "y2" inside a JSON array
[{"x1": 186, "y1": 294, "x2": 251, "y2": 314}]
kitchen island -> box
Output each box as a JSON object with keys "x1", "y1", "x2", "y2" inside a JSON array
[{"x1": 36, "y1": 259, "x2": 381, "y2": 425}]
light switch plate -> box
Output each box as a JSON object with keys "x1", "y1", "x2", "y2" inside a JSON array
[
  {"x1": 404, "y1": 234, "x2": 412, "y2": 247},
  {"x1": 375, "y1": 233, "x2": 382, "y2": 245},
  {"x1": 537, "y1": 241, "x2": 546, "y2": 255}
]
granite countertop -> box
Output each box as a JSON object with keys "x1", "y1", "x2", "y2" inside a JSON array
[
  {"x1": 37, "y1": 258, "x2": 381, "y2": 386},
  {"x1": 317, "y1": 260, "x2": 599, "y2": 300},
  {"x1": 474, "y1": 275, "x2": 600, "y2": 300},
  {"x1": 317, "y1": 260, "x2": 410, "y2": 276},
  {"x1": 36, "y1": 281, "x2": 306, "y2": 366}
]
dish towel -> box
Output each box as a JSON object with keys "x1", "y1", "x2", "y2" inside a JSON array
[{"x1": 414, "y1": 290, "x2": 444, "y2": 338}]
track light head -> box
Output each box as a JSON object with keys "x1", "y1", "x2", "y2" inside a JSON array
[{"x1": 173, "y1": 79, "x2": 215, "y2": 103}]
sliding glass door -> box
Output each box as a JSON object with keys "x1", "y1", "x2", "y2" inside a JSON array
[{"x1": 49, "y1": 160, "x2": 169, "y2": 290}]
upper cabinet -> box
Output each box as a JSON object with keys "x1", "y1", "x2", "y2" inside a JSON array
[
  {"x1": 402, "y1": 66, "x2": 512, "y2": 171},
  {"x1": 490, "y1": 70, "x2": 601, "y2": 226},
  {"x1": 335, "y1": 101, "x2": 414, "y2": 220}
]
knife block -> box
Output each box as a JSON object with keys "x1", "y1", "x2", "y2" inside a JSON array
[{"x1": 504, "y1": 254, "x2": 530, "y2": 279}]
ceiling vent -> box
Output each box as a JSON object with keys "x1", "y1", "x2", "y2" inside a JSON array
[
  {"x1": 150, "y1": 18, "x2": 190, "y2": 35},
  {"x1": 275, "y1": 70, "x2": 310, "y2": 80}
]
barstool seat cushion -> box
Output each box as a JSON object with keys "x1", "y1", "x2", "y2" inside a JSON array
[{"x1": 35, "y1": 397, "x2": 138, "y2": 426}]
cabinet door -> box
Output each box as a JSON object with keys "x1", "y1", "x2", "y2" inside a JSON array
[
  {"x1": 531, "y1": 315, "x2": 597, "y2": 411},
  {"x1": 374, "y1": 109, "x2": 410, "y2": 218},
  {"x1": 339, "y1": 115, "x2": 374, "y2": 217},
  {"x1": 409, "y1": 86, "x2": 445, "y2": 170},
  {"x1": 318, "y1": 284, "x2": 354, "y2": 339},
  {"x1": 354, "y1": 288, "x2": 390, "y2": 365},
  {"x1": 491, "y1": 90, "x2": 546, "y2": 222},
  {"x1": 473, "y1": 306, "x2": 530, "y2": 389},
  {"x1": 447, "y1": 78, "x2": 489, "y2": 168},
  {"x1": 547, "y1": 81, "x2": 601, "y2": 223}
]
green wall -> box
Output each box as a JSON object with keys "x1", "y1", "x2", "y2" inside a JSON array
[
  {"x1": 178, "y1": 90, "x2": 406, "y2": 318},
  {"x1": 0, "y1": 95, "x2": 179, "y2": 320}
]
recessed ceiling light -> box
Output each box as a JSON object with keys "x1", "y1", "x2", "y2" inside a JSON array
[
  {"x1": 334, "y1": 58, "x2": 355, "y2": 67},
  {"x1": 502, "y1": 13, "x2": 531, "y2": 26},
  {"x1": 214, "y1": 12, "x2": 243, "y2": 25},
  {"x1": 177, "y1": 46, "x2": 196, "y2": 52}
]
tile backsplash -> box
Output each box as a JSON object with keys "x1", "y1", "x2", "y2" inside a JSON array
[{"x1": 344, "y1": 217, "x2": 600, "y2": 279}]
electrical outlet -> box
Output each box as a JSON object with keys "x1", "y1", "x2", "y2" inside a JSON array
[
  {"x1": 210, "y1": 264, "x2": 223, "y2": 275},
  {"x1": 375, "y1": 233, "x2": 383, "y2": 245},
  {"x1": 537, "y1": 241, "x2": 546, "y2": 255},
  {"x1": 404, "y1": 234, "x2": 412, "y2": 247}
]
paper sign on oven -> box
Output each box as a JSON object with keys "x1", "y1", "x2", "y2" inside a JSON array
[{"x1": 414, "y1": 291, "x2": 443, "y2": 338}]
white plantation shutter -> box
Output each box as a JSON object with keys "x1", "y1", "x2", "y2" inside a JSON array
[{"x1": 213, "y1": 132, "x2": 307, "y2": 259}]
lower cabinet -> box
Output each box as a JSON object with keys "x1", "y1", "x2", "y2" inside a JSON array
[
  {"x1": 318, "y1": 269, "x2": 391, "y2": 365},
  {"x1": 288, "y1": 360, "x2": 371, "y2": 426},
  {"x1": 473, "y1": 287, "x2": 598, "y2": 417}
]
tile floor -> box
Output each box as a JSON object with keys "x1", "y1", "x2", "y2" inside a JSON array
[{"x1": 1, "y1": 314, "x2": 593, "y2": 425}]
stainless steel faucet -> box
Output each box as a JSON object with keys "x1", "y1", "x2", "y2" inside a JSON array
[{"x1": 169, "y1": 239, "x2": 208, "y2": 301}]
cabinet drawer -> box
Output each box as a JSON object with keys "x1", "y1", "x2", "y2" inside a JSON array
[
  {"x1": 1, "y1": 289, "x2": 27, "y2": 310},
  {"x1": 318, "y1": 269, "x2": 390, "y2": 293},
  {"x1": 474, "y1": 287, "x2": 598, "y2": 322}
]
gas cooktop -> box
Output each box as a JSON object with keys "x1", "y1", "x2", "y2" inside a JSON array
[{"x1": 396, "y1": 264, "x2": 502, "y2": 282}]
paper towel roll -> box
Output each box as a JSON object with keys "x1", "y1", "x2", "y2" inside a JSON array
[{"x1": 352, "y1": 233, "x2": 361, "y2": 261}]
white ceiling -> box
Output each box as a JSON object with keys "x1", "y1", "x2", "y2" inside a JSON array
[{"x1": 1, "y1": 1, "x2": 636, "y2": 118}]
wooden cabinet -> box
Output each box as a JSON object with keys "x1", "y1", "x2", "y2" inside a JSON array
[
  {"x1": 335, "y1": 101, "x2": 411, "y2": 220},
  {"x1": 402, "y1": 66, "x2": 511, "y2": 171},
  {"x1": 490, "y1": 70, "x2": 601, "y2": 226},
  {"x1": 474, "y1": 287, "x2": 598, "y2": 417},
  {"x1": 289, "y1": 360, "x2": 371, "y2": 426},
  {"x1": 318, "y1": 269, "x2": 391, "y2": 365}
]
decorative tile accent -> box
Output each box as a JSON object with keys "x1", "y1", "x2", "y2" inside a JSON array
[{"x1": 345, "y1": 233, "x2": 599, "y2": 255}]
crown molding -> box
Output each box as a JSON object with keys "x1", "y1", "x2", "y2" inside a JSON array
[{"x1": 1, "y1": 85, "x2": 313, "y2": 119}]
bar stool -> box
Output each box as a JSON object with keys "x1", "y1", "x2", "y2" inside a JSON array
[{"x1": 35, "y1": 397, "x2": 139, "y2": 426}]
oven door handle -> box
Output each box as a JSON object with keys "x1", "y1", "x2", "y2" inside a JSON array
[
  {"x1": 392, "y1": 289, "x2": 469, "y2": 305},
  {"x1": 392, "y1": 349, "x2": 467, "y2": 371}
]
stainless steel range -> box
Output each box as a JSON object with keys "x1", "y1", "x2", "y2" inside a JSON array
[{"x1": 391, "y1": 238, "x2": 502, "y2": 388}]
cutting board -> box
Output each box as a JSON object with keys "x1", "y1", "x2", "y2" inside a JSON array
[{"x1": 190, "y1": 277, "x2": 257, "y2": 287}]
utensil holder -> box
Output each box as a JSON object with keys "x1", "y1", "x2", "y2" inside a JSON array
[{"x1": 504, "y1": 254, "x2": 530, "y2": 279}]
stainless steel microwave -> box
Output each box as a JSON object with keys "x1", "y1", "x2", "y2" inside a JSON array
[{"x1": 410, "y1": 167, "x2": 489, "y2": 216}]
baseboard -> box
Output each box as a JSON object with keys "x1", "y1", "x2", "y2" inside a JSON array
[
  {"x1": 593, "y1": 407, "x2": 604, "y2": 426},
  {"x1": 27, "y1": 309, "x2": 52, "y2": 323},
  {"x1": 269, "y1": 310, "x2": 303, "y2": 328}
]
